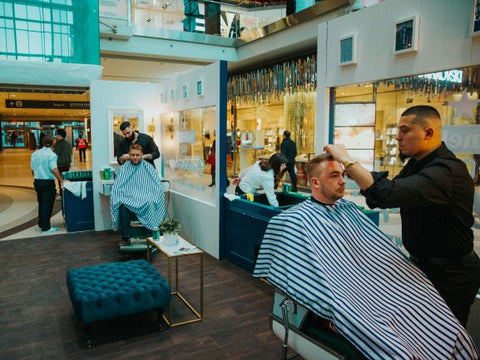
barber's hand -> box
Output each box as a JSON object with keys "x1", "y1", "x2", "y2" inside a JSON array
[
  {"x1": 232, "y1": 178, "x2": 239, "y2": 186},
  {"x1": 323, "y1": 144, "x2": 350, "y2": 164},
  {"x1": 120, "y1": 154, "x2": 130, "y2": 163},
  {"x1": 142, "y1": 154, "x2": 150, "y2": 160}
]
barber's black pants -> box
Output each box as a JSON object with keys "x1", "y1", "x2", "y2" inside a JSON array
[
  {"x1": 415, "y1": 253, "x2": 480, "y2": 327},
  {"x1": 34, "y1": 179, "x2": 56, "y2": 231},
  {"x1": 286, "y1": 162, "x2": 297, "y2": 192}
]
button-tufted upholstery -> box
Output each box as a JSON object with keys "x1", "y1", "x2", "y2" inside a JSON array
[{"x1": 66, "y1": 260, "x2": 170, "y2": 325}]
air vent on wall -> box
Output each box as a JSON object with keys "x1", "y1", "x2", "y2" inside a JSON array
[{"x1": 339, "y1": 34, "x2": 357, "y2": 66}]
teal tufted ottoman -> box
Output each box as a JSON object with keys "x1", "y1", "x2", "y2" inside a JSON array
[{"x1": 66, "y1": 259, "x2": 170, "y2": 348}]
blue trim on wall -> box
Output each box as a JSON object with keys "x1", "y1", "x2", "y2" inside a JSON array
[
  {"x1": 218, "y1": 60, "x2": 228, "y2": 259},
  {"x1": 328, "y1": 88, "x2": 335, "y2": 144}
]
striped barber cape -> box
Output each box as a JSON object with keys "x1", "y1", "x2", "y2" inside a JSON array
[
  {"x1": 253, "y1": 198, "x2": 478, "y2": 360},
  {"x1": 110, "y1": 160, "x2": 167, "y2": 230}
]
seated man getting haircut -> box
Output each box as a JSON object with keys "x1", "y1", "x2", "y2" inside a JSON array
[
  {"x1": 254, "y1": 154, "x2": 477, "y2": 360},
  {"x1": 110, "y1": 144, "x2": 167, "y2": 245}
]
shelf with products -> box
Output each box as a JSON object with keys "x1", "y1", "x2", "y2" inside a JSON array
[{"x1": 383, "y1": 125, "x2": 398, "y2": 167}]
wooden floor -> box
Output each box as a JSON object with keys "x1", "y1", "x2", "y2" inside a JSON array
[{"x1": 0, "y1": 230, "x2": 286, "y2": 360}]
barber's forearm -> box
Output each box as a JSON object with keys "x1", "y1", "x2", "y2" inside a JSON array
[{"x1": 344, "y1": 163, "x2": 374, "y2": 190}]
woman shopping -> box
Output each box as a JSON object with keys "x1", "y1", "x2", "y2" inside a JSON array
[{"x1": 235, "y1": 153, "x2": 287, "y2": 207}]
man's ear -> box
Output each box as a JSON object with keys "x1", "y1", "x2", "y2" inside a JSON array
[{"x1": 424, "y1": 127, "x2": 434, "y2": 139}]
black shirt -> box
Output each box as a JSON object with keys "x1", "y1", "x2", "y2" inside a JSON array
[
  {"x1": 361, "y1": 142, "x2": 474, "y2": 258},
  {"x1": 117, "y1": 132, "x2": 160, "y2": 168},
  {"x1": 281, "y1": 138, "x2": 297, "y2": 164}
]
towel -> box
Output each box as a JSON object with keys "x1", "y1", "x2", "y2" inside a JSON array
[{"x1": 63, "y1": 181, "x2": 87, "y2": 199}]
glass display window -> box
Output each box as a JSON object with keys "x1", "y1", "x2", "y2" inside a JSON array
[
  {"x1": 335, "y1": 66, "x2": 480, "y2": 179},
  {"x1": 161, "y1": 106, "x2": 216, "y2": 204}
]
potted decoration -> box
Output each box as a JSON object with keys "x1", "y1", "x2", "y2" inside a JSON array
[{"x1": 159, "y1": 218, "x2": 181, "y2": 246}]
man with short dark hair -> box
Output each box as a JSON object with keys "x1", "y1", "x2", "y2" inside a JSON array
[
  {"x1": 31, "y1": 135, "x2": 64, "y2": 233},
  {"x1": 325, "y1": 105, "x2": 480, "y2": 327},
  {"x1": 254, "y1": 153, "x2": 477, "y2": 359},
  {"x1": 53, "y1": 128, "x2": 72, "y2": 199},
  {"x1": 117, "y1": 121, "x2": 160, "y2": 168},
  {"x1": 281, "y1": 130, "x2": 297, "y2": 192}
]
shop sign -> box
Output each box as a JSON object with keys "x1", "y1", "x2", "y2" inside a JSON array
[
  {"x1": 418, "y1": 70, "x2": 463, "y2": 84},
  {"x1": 6, "y1": 100, "x2": 90, "y2": 109},
  {"x1": 442, "y1": 125, "x2": 480, "y2": 153}
]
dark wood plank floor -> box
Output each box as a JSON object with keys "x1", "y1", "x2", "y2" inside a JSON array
[{"x1": 0, "y1": 231, "x2": 286, "y2": 360}]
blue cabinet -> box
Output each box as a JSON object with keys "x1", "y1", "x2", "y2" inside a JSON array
[
  {"x1": 63, "y1": 181, "x2": 94, "y2": 232},
  {"x1": 224, "y1": 192, "x2": 308, "y2": 273}
]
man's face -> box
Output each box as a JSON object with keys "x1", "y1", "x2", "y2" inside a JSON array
[
  {"x1": 129, "y1": 149, "x2": 143, "y2": 165},
  {"x1": 311, "y1": 160, "x2": 345, "y2": 204},
  {"x1": 396, "y1": 115, "x2": 429, "y2": 160},
  {"x1": 122, "y1": 126, "x2": 135, "y2": 140}
]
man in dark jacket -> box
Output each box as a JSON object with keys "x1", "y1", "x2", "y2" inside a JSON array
[
  {"x1": 281, "y1": 130, "x2": 297, "y2": 192},
  {"x1": 325, "y1": 105, "x2": 480, "y2": 327},
  {"x1": 117, "y1": 122, "x2": 160, "y2": 168},
  {"x1": 53, "y1": 128, "x2": 72, "y2": 199}
]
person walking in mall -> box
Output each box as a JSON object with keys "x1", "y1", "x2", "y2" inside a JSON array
[
  {"x1": 281, "y1": 130, "x2": 298, "y2": 192},
  {"x1": 117, "y1": 121, "x2": 160, "y2": 168},
  {"x1": 75, "y1": 130, "x2": 88, "y2": 162},
  {"x1": 324, "y1": 105, "x2": 480, "y2": 328},
  {"x1": 53, "y1": 128, "x2": 72, "y2": 200},
  {"x1": 31, "y1": 135, "x2": 64, "y2": 234}
]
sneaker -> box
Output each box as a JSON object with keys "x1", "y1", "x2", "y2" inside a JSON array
[
  {"x1": 41, "y1": 227, "x2": 58, "y2": 233},
  {"x1": 56, "y1": 195, "x2": 62, "y2": 200}
]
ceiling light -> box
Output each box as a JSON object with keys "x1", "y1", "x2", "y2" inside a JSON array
[
  {"x1": 146, "y1": 17, "x2": 153, "y2": 22},
  {"x1": 162, "y1": 1, "x2": 171, "y2": 9}
]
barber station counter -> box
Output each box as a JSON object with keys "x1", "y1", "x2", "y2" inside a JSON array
[{"x1": 224, "y1": 191, "x2": 379, "y2": 273}]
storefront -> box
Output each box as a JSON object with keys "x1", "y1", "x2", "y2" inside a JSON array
[
  {"x1": 334, "y1": 67, "x2": 480, "y2": 179},
  {"x1": 227, "y1": 54, "x2": 317, "y2": 188},
  {"x1": 315, "y1": 0, "x2": 480, "y2": 237}
]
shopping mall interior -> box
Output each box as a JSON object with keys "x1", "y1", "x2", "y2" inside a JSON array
[{"x1": 2, "y1": 0, "x2": 480, "y2": 359}]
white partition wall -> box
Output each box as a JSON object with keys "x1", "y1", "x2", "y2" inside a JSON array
[
  {"x1": 90, "y1": 80, "x2": 161, "y2": 231},
  {"x1": 159, "y1": 62, "x2": 226, "y2": 258}
]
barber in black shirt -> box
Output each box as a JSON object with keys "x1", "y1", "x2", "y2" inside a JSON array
[
  {"x1": 117, "y1": 121, "x2": 160, "y2": 168},
  {"x1": 325, "y1": 105, "x2": 480, "y2": 327}
]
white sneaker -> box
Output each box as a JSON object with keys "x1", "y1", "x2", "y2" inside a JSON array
[
  {"x1": 41, "y1": 227, "x2": 58, "y2": 233},
  {"x1": 56, "y1": 195, "x2": 62, "y2": 200}
]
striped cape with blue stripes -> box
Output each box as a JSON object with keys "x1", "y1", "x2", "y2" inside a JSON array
[
  {"x1": 110, "y1": 160, "x2": 167, "y2": 230},
  {"x1": 254, "y1": 198, "x2": 478, "y2": 359}
]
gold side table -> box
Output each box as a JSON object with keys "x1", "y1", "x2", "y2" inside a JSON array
[{"x1": 146, "y1": 236, "x2": 203, "y2": 327}]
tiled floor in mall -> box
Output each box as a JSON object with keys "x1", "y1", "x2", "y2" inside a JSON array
[{"x1": 0, "y1": 147, "x2": 92, "y2": 240}]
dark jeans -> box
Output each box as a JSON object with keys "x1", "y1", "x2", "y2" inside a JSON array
[
  {"x1": 78, "y1": 148, "x2": 86, "y2": 162},
  {"x1": 118, "y1": 205, "x2": 152, "y2": 239},
  {"x1": 285, "y1": 162, "x2": 297, "y2": 192},
  {"x1": 34, "y1": 179, "x2": 56, "y2": 231},
  {"x1": 414, "y1": 252, "x2": 480, "y2": 327}
]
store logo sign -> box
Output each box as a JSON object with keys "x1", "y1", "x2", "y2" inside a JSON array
[
  {"x1": 443, "y1": 125, "x2": 480, "y2": 153},
  {"x1": 418, "y1": 70, "x2": 463, "y2": 83}
]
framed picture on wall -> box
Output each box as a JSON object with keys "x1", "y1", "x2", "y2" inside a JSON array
[
  {"x1": 472, "y1": 0, "x2": 480, "y2": 36},
  {"x1": 108, "y1": 108, "x2": 143, "y2": 164},
  {"x1": 393, "y1": 16, "x2": 419, "y2": 55}
]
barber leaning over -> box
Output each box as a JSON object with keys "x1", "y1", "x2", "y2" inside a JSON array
[{"x1": 325, "y1": 105, "x2": 480, "y2": 328}]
